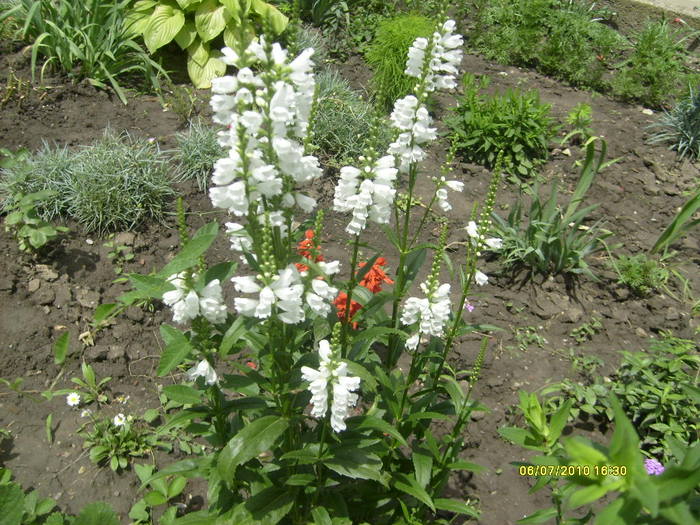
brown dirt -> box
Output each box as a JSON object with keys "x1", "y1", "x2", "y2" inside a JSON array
[{"x1": 0, "y1": 2, "x2": 699, "y2": 524}]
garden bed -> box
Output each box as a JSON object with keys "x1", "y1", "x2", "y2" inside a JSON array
[{"x1": 0, "y1": 1, "x2": 698, "y2": 524}]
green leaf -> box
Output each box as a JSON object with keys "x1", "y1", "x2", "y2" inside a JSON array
[
  {"x1": 175, "y1": 0, "x2": 202, "y2": 9},
  {"x1": 447, "y1": 460, "x2": 486, "y2": 473},
  {"x1": 174, "y1": 20, "x2": 198, "y2": 49},
  {"x1": 29, "y1": 229, "x2": 47, "y2": 248},
  {"x1": 244, "y1": 486, "x2": 296, "y2": 525},
  {"x1": 158, "y1": 222, "x2": 219, "y2": 278},
  {"x1": 92, "y1": 303, "x2": 119, "y2": 326},
  {"x1": 311, "y1": 507, "x2": 333, "y2": 525},
  {"x1": 195, "y1": 0, "x2": 229, "y2": 41},
  {"x1": 324, "y1": 447, "x2": 385, "y2": 483},
  {"x1": 218, "y1": 416, "x2": 289, "y2": 482},
  {"x1": 250, "y1": 0, "x2": 287, "y2": 33},
  {"x1": 346, "y1": 415, "x2": 407, "y2": 447},
  {"x1": 187, "y1": 44, "x2": 226, "y2": 88},
  {"x1": 74, "y1": 502, "x2": 121, "y2": 525},
  {"x1": 144, "y1": 3, "x2": 185, "y2": 53},
  {"x1": 567, "y1": 484, "x2": 611, "y2": 510},
  {"x1": 163, "y1": 384, "x2": 203, "y2": 404},
  {"x1": 0, "y1": 484, "x2": 24, "y2": 525},
  {"x1": 608, "y1": 395, "x2": 641, "y2": 470},
  {"x1": 53, "y1": 331, "x2": 70, "y2": 366},
  {"x1": 144, "y1": 490, "x2": 168, "y2": 506},
  {"x1": 45, "y1": 413, "x2": 53, "y2": 445},
  {"x1": 392, "y1": 472, "x2": 435, "y2": 512},
  {"x1": 412, "y1": 447, "x2": 433, "y2": 489},
  {"x1": 172, "y1": 511, "x2": 218, "y2": 525},
  {"x1": 434, "y1": 498, "x2": 479, "y2": 517},
  {"x1": 157, "y1": 325, "x2": 194, "y2": 376},
  {"x1": 517, "y1": 507, "x2": 558, "y2": 524}
]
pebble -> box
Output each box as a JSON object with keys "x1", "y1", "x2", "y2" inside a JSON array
[
  {"x1": 641, "y1": 108, "x2": 654, "y2": 115},
  {"x1": 28, "y1": 278, "x2": 41, "y2": 293},
  {"x1": 85, "y1": 239, "x2": 94, "y2": 245}
]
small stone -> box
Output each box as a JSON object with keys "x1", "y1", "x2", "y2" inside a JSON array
[
  {"x1": 85, "y1": 345, "x2": 109, "y2": 362},
  {"x1": 35, "y1": 286, "x2": 55, "y2": 306},
  {"x1": 0, "y1": 275, "x2": 15, "y2": 292},
  {"x1": 36, "y1": 264, "x2": 58, "y2": 282},
  {"x1": 42, "y1": 306, "x2": 50, "y2": 314},
  {"x1": 487, "y1": 376, "x2": 504, "y2": 388},
  {"x1": 665, "y1": 307, "x2": 680, "y2": 321},
  {"x1": 113, "y1": 232, "x2": 135, "y2": 247},
  {"x1": 498, "y1": 71, "x2": 508, "y2": 76},
  {"x1": 641, "y1": 108, "x2": 654, "y2": 115},
  {"x1": 471, "y1": 411, "x2": 486, "y2": 422},
  {"x1": 107, "y1": 345, "x2": 125, "y2": 361},
  {"x1": 635, "y1": 327, "x2": 647, "y2": 338},
  {"x1": 85, "y1": 239, "x2": 94, "y2": 245},
  {"x1": 53, "y1": 284, "x2": 72, "y2": 308},
  {"x1": 565, "y1": 306, "x2": 583, "y2": 323},
  {"x1": 562, "y1": 148, "x2": 571, "y2": 156},
  {"x1": 125, "y1": 306, "x2": 144, "y2": 323},
  {"x1": 76, "y1": 288, "x2": 101, "y2": 308},
  {"x1": 28, "y1": 278, "x2": 41, "y2": 293}
]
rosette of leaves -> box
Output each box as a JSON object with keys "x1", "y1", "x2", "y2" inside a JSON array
[{"x1": 125, "y1": 0, "x2": 288, "y2": 88}]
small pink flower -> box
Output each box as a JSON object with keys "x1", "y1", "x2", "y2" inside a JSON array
[
  {"x1": 465, "y1": 301, "x2": 475, "y2": 313},
  {"x1": 644, "y1": 458, "x2": 665, "y2": 475}
]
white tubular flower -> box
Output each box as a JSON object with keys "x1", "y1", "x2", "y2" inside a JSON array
[
  {"x1": 404, "y1": 19, "x2": 463, "y2": 93},
  {"x1": 163, "y1": 273, "x2": 200, "y2": 324},
  {"x1": 436, "y1": 177, "x2": 464, "y2": 212},
  {"x1": 306, "y1": 279, "x2": 339, "y2": 317},
  {"x1": 484, "y1": 237, "x2": 503, "y2": 250},
  {"x1": 301, "y1": 341, "x2": 361, "y2": 433},
  {"x1": 474, "y1": 270, "x2": 489, "y2": 286},
  {"x1": 199, "y1": 280, "x2": 228, "y2": 324},
  {"x1": 333, "y1": 155, "x2": 398, "y2": 235},
  {"x1": 186, "y1": 359, "x2": 219, "y2": 386},
  {"x1": 209, "y1": 180, "x2": 249, "y2": 216},
  {"x1": 224, "y1": 223, "x2": 253, "y2": 252},
  {"x1": 319, "y1": 260, "x2": 341, "y2": 275},
  {"x1": 465, "y1": 221, "x2": 479, "y2": 239},
  {"x1": 66, "y1": 392, "x2": 81, "y2": 407},
  {"x1": 232, "y1": 266, "x2": 305, "y2": 324},
  {"x1": 401, "y1": 282, "x2": 451, "y2": 348},
  {"x1": 388, "y1": 96, "x2": 437, "y2": 173}
]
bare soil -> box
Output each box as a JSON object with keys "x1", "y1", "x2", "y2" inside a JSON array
[{"x1": 0, "y1": 2, "x2": 698, "y2": 524}]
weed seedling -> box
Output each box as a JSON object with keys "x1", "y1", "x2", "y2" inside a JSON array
[
  {"x1": 70, "y1": 362, "x2": 111, "y2": 405},
  {"x1": 569, "y1": 316, "x2": 602, "y2": 344}
]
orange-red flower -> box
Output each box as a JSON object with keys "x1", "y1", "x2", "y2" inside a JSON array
[
  {"x1": 334, "y1": 292, "x2": 362, "y2": 330},
  {"x1": 296, "y1": 229, "x2": 324, "y2": 273},
  {"x1": 358, "y1": 257, "x2": 394, "y2": 293}
]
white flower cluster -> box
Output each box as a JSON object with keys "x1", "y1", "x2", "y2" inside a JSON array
[
  {"x1": 405, "y1": 20, "x2": 463, "y2": 92},
  {"x1": 231, "y1": 265, "x2": 305, "y2": 324},
  {"x1": 333, "y1": 155, "x2": 398, "y2": 235},
  {"x1": 301, "y1": 340, "x2": 361, "y2": 432},
  {"x1": 209, "y1": 37, "x2": 321, "y2": 218},
  {"x1": 387, "y1": 95, "x2": 437, "y2": 173},
  {"x1": 465, "y1": 220, "x2": 503, "y2": 286},
  {"x1": 401, "y1": 282, "x2": 452, "y2": 351},
  {"x1": 436, "y1": 177, "x2": 465, "y2": 212},
  {"x1": 186, "y1": 359, "x2": 219, "y2": 386},
  {"x1": 163, "y1": 273, "x2": 227, "y2": 325}
]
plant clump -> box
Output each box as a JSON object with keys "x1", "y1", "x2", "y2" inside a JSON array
[
  {"x1": 648, "y1": 86, "x2": 700, "y2": 160},
  {"x1": 174, "y1": 119, "x2": 226, "y2": 191},
  {"x1": 365, "y1": 14, "x2": 435, "y2": 110},
  {"x1": 612, "y1": 253, "x2": 669, "y2": 296},
  {"x1": 0, "y1": 131, "x2": 174, "y2": 234},
  {"x1": 448, "y1": 73, "x2": 557, "y2": 177}
]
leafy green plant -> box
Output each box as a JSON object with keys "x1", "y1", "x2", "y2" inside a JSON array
[
  {"x1": 569, "y1": 316, "x2": 602, "y2": 344},
  {"x1": 448, "y1": 74, "x2": 557, "y2": 178},
  {"x1": 545, "y1": 334, "x2": 699, "y2": 464},
  {"x1": 611, "y1": 253, "x2": 670, "y2": 296},
  {"x1": 511, "y1": 326, "x2": 548, "y2": 352},
  {"x1": 0, "y1": 0, "x2": 167, "y2": 104},
  {"x1": 0, "y1": 131, "x2": 175, "y2": 234},
  {"x1": 3, "y1": 190, "x2": 69, "y2": 253},
  {"x1": 79, "y1": 413, "x2": 164, "y2": 471},
  {"x1": 365, "y1": 14, "x2": 434, "y2": 110},
  {"x1": 129, "y1": 464, "x2": 186, "y2": 524},
  {"x1": 612, "y1": 19, "x2": 696, "y2": 108},
  {"x1": 648, "y1": 87, "x2": 700, "y2": 160},
  {"x1": 103, "y1": 234, "x2": 135, "y2": 275},
  {"x1": 311, "y1": 69, "x2": 389, "y2": 166},
  {"x1": 125, "y1": 0, "x2": 287, "y2": 88},
  {"x1": 174, "y1": 119, "x2": 226, "y2": 191},
  {"x1": 651, "y1": 187, "x2": 700, "y2": 254},
  {"x1": 560, "y1": 102, "x2": 593, "y2": 146},
  {"x1": 68, "y1": 362, "x2": 112, "y2": 405},
  {"x1": 502, "y1": 391, "x2": 700, "y2": 524},
  {"x1": 297, "y1": 0, "x2": 348, "y2": 31},
  {"x1": 473, "y1": 0, "x2": 623, "y2": 91},
  {"x1": 492, "y1": 138, "x2": 614, "y2": 278}
]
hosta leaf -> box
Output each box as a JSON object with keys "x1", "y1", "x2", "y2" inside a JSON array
[
  {"x1": 195, "y1": 0, "x2": 229, "y2": 42},
  {"x1": 144, "y1": 3, "x2": 185, "y2": 53},
  {"x1": 187, "y1": 45, "x2": 226, "y2": 88},
  {"x1": 250, "y1": 0, "x2": 287, "y2": 34},
  {"x1": 174, "y1": 21, "x2": 197, "y2": 49}
]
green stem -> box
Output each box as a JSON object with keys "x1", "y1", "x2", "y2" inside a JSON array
[{"x1": 340, "y1": 234, "x2": 361, "y2": 358}]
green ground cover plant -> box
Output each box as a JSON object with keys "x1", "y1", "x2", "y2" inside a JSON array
[
  {"x1": 312, "y1": 69, "x2": 389, "y2": 166},
  {"x1": 560, "y1": 102, "x2": 594, "y2": 146},
  {"x1": 612, "y1": 19, "x2": 697, "y2": 108},
  {"x1": 611, "y1": 253, "x2": 670, "y2": 297},
  {"x1": 3, "y1": 190, "x2": 69, "y2": 254},
  {"x1": 0, "y1": 0, "x2": 166, "y2": 104},
  {"x1": 648, "y1": 86, "x2": 700, "y2": 160},
  {"x1": 174, "y1": 119, "x2": 226, "y2": 191},
  {"x1": 491, "y1": 138, "x2": 613, "y2": 278},
  {"x1": 365, "y1": 14, "x2": 434, "y2": 110},
  {"x1": 472, "y1": 0, "x2": 624, "y2": 91},
  {"x1": 543, "y1": 333, "x2": 699, "y2": 464},
  {"x1": 0, "y1": 131, "x2": 174, "y2": 234},
  {"x1": 125, "y1": 0, "x2": 287, "y2": 88},
  {"x1": 651, "y1": 186, "x2": 700, "y2": 255},
  {"x1": 448, "y1": 74, "x2": 557, "y2": 178}
]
